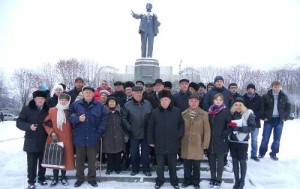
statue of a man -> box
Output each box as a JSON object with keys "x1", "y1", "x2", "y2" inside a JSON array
[{"x1": 131, "y1": 3, "x2": 160, "y2": 58}]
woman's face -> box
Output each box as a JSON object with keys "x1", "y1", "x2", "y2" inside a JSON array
[
  {"x1": 234, "y1": 102, "x2": 242, "y2": 112},
  {"x1": 213, "y1": 96, "x2": 223, "y2": 106},
  {"x1": 54, "y1": 88, "x2": 63, "y2": 96},
  {"x1": 108, "y1": 100, "x2": 116, "y2": 108},
  {"x1": 59, "y1": 99, "x2": 68, "y2": 106}
]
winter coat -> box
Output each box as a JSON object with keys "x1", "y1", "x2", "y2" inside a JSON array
[
  {"x1": 145, "y1": 91, "x2": 160, "y2": 109},
  {"x1": 261, "y1": 90, "x2": 291, "y2": 121},
  {"x1": 43, "y1": 107, "x2": 75, "y2": 170},
  {"x1": 122, "y1": 98, "x2": 152, "y2": 140},
  {"x1": 228, "y1": 110, "x2": 256, "y2": 144},
  {"x1": 208, "y1": 108, "x2": 232, "y2": 154},
  {"x1": 68, "y1": 87, "x2": 82, "y2": 104},
  {"x1": 243, "y1": 93, "x2": 263, "y2": 128},
  {"x1": 203, "y1": 86, "x2": 231, "y2": 111},
  {"x1": 173, "y1": 90, "x2": 191, "y2": 112},
  {"x1": 46, "y1": 94, "x2": 59, "y2": 108},
  {"x1": 103, "y1": 105, "x2": 128, "y2": 153},
  {"x1": 16, "y1": 100, "x2": 49, "y2": 152},
  {"x1": 147, "y1": 105, "x2": 184, "y2": 155},
  {"x1": 112, "y1": 91, "x2": 127, "y2": 108},
  {"x1": 181, "y1": 107, "x2": 211, "y2": 160},
  {"x1": 69, "y1": 98, "x2": 107, "y2": 147}
]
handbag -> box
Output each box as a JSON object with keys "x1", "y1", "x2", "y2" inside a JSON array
[{"x1": 41, "y1": 142, "x2": 65, "y2": 169}]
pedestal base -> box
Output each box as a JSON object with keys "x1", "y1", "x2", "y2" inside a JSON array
[{"x1": 134, "y1": 58, "x2": 160, "y2": 83}]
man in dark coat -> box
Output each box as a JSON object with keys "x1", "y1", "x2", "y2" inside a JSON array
[
  {"x1": 243, "y1": 83, "x2": 263, "y2": 161},
  {"x1": 173, "y1": 78, "x2": 191, "y2": 165},
  {"x1": 112, "y1": 81, "x2": 127, "y2": 108},
  {"x1": 68, "y1": 77, "x2": 84, "y2": 104},
  {"x1": 122, "y1": 86, "x2": 152, "y2": 176},
  {"x1": 203, "y1": 76, "x2": 231, "y2": 111},
  {"x1": 16, "y1": 90, "x2": 49, "y2": 189},
  {"x1": 148, "y1": 90, "x2": 184, "y2": 189},
  {"x1": 69, "y1": 86, "x2": 107, "y2": 187},
  {"x1": 228, "y1": 83, "x2": 243, "y2": 109},
  {"x1": 259, "y1": 81, "x2": 291, "y2": 161}
]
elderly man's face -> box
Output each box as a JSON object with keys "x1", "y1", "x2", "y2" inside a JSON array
[
  {"x1": 100, "y1": 81, "x2": 108, "y2": 89},
  {"x1": 132, "y1": 91, "x2": 143, "y2": 102},
  {"x1": 180, "y1": 81, "x2": 189, "y2": 92},
  {"x1": 83, "y1": 90, "x2": 94, "y2": 102},
  {"x1": 189, "y1": 98, "x2": 199, "y2": 110},
  {"x1": 34, "y1": 97, "x2": 46, "y2": 107}
]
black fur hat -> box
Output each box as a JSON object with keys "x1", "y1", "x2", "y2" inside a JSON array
[
  {"x1": 32, "y1": 90, "x2": 47, "y2": 99},
  {"x1": 124, "y1": 81, "x2": 135, "y2": 89},
  {"x1": 158, "y1": 89, "x2": 172, "y2": 100},
  {"x1": 189, "y1": 82, "x2": 199, "y2": 91}
]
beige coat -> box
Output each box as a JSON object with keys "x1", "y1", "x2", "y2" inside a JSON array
[{"x1": 181, "y1": 107, "x2": 211, "y2": 160}]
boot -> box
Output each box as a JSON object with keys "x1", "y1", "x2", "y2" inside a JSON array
[
  {"x1": 50, "y1": 170, "x2": 59, "y2": 187},
  {"x1": 237, "y1": 160, "x2": 247, "y2": 189},
  {"x1": 60, "y1": 170, "x2": 69, "y2": 186},
  {"x1": 232, "y1": 158, "x2": 239, "y2": 189}
]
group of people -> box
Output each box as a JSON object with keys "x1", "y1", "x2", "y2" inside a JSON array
[{"x1": 16, "y1": 76, "x2": 291, "y2": 189}]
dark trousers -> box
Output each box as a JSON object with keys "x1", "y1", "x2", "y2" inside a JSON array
[
  {"x1": 107, "y1": 152, "x2": 122, "y2": 172},
  {"x1": 156, "y1": 154, "x2": 178, "y2": 186},
  {"x1": 183, "y1": 159, "x2": 201, "y2": 186},
  {"x1": 53, "y1": 169, "x2": 66, "y2": 180},
  {"x1": 75, "y1": 146, "x2": 97, "y2": 182},
  {"x1": 209, "y1": 153, "x2": 225, "y2": 181},
  {"x1": 130, "y1": 138, "x2": 150, "y2": 172},
  {"x1": 27, "y1": 152, "x2": 46, "y2": 185}
]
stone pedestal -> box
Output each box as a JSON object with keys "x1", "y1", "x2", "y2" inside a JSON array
[{"x1": 134, "y1": 58, "x2": 160, "y2": 83}]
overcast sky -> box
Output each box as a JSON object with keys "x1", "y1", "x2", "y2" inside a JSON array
[{"x1": 0, "y1": 0, "x2": 300, "y2": 74}]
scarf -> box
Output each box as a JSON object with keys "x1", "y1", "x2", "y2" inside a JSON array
[
  {"x1": 55, "y1": 102, "x2": 69, "y2": 130},
  {"x1": 208, "y1": 103, "x2": 226, "y2": 115},
  {"x1": 247, "y1": 92, "x2": 256, "y2": 100}
]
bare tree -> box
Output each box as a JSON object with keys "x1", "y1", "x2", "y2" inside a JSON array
[
  {"x1": 14, "y1": 68, "x2": 40, "y2": 107},
  {"x1": 56, "y1": 58, "x2": 81, "y2": 90},
  {"x1": 37, "y1": 63, "x2": 58, "y2": 93}
]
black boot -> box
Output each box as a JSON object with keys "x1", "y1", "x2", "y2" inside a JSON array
[
  {"x1": 237, "y1": 160, "x2": 247, "y2": 189},
  {"x1": 232, "y1": 158, "x2": 239, "y2": 189},
  {"x1": 50, "y1": 170, "x2": 59, "y2": 187},
  {"x1": 60, "y1": 170, "x2": 69, "y2": 186}
]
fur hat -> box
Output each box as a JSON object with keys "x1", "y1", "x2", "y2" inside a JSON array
[
  {"x1": 158, "y1": 89, "x2": 172, "y2": 100},
  {"x1": 124, "y1": 81, "x2": 135, "y2": 89},
  {"x1": 247, "y1": 83, "x2": 256, "y2": 90},
  {"x1": 32, "y1": 90, "x2": 47, "y2": 99},
  {"x1": 164, "y1": 81, "x2": 172, "y2": 89},
  {"x1": 189, "y1": 82, "x2": 199, "y2": 91},
  {"x1": 214, "y1": 76, "x2": 224, "y2": 83},
  {"x1": 59, "y1": 93, "x2": 71, "y2": 101}
]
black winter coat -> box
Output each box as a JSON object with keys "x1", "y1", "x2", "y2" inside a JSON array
[
  {"x1": 103, "y1": 105, "x2": 128, "y2": 153},
  {"x1": 261, "y1": 90, "x2": 291, "y2": 121},
  {"x1": 112, "y1": 91, "x2": 127, "y2": 108},
  {"x1": 68, "y1": 87, "x2": 82, "y2": 104},
  {"x1": 208, "y1": 108, "x2": 232, "y2": 154},
  {"x1": 173, "y1": 90, "x2": 191, "y2": 112},
  {"x1": 147, "y1": 105, "x2": 184, "y2": 155},
  {"x1": 243, "y1": 93, "x2": 263, "y2": 128},
  {"x1": 16, "y1": 100, "x2": 49, "y2": 152},
  {"x1": 122, "y1": 98, "x2": 152, "y2": 140}
]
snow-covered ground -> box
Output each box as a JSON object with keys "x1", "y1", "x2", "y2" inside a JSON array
[{"x1": 0, "y1": 120, "x2": 299, "y2": 189}]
